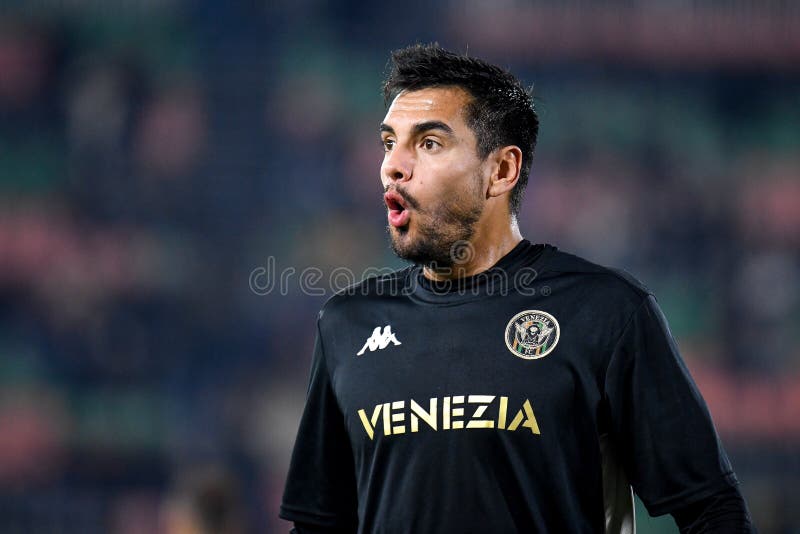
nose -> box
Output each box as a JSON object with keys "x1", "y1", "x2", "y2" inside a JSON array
[{"x1": 382, "y1": 146, "x2": 413, "y2": 184}]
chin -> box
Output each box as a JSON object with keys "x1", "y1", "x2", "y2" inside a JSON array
[
  {"x1": 388, "y1": 226, "x2": 417, "y2": 258},
  {"x1": 388, "y1": 226, "x2": 410, "y2": 248},
  {"x1": 388, "y1": 228, "x2": 452, "y2": 268}
]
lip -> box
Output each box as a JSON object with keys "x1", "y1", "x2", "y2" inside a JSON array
[
  {"x1": 384, "y1": 191, "x2": 410, "y2": 228},
  {"x1": 384, "y1": 191, "x2": 408, "y2": 210}
]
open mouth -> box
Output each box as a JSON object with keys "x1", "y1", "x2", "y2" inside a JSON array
[{"x1": 384, "y1": 191, "x2": 410, "y2": 228}]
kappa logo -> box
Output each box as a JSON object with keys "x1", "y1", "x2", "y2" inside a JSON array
[
  {"x1": 357, "y1": 325, "x2": 402, "y2": 356},
  {"x1": 505, "y1": 310, "x2": 560, "y2": 360}
]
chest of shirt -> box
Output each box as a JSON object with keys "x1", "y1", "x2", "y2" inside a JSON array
[{"x1": 322, "y1": 293, "x2": 616, "y2": 447}]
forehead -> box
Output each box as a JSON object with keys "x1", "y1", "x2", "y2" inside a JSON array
[{"x1": 383, "y1": 86, "x2": 472, "y2": 128}]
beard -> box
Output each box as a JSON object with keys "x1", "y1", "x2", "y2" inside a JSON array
[{"x1": 387, "y1": 174, "x2": 484, "y2": 270}]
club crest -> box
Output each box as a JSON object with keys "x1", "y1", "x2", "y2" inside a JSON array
[{"x1": 505, "y1": 310, "x2": 560, "y2": 360}]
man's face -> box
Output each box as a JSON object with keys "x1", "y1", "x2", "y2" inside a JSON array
[{"x1": 380, "y1": 86, "x2": 487, "y2": 269}]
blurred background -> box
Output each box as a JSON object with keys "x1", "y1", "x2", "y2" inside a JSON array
[{"x1": 0, "y1": 1, "x2": 798, "y2": 532}]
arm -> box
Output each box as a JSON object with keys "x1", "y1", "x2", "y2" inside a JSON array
[
  {"x1": 279, "y1": 317, "x2": 358, "y2": 532},
  {"x1": 604, "y1": 294, "x2": 754, "y2": 531},
  {"x1": 671, "y1": 484, "x2": 754, "y2": 533}
]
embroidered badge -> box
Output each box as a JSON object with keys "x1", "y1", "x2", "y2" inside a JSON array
[{"x1": 504, "y1": 310, "x2": 560, "y2": 360}]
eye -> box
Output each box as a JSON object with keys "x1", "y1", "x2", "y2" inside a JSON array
[
  {"x1": 422, "y1": 138, "x2": 441, "y2": 151},
  {"x1": 381, "y1": 138, "x2": 395, "y2": 152}
]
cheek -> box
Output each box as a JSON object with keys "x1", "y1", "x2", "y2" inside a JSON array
[
  {"x1": 424, "y1": 157, "x2": 480, "y2": 198},
  {"x1": 403, "y1": 152, "x2": 482, "y2": 208}
]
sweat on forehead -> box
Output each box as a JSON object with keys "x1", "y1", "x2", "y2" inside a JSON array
[{"x1": 384, "y1": 87, "x2": 473, "y2": 125}]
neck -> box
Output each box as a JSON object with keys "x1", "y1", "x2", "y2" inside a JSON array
[{"x1": 422, "y1": 218, "x2": 523, "y2": 282}]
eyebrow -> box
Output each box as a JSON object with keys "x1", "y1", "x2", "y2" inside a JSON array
[{"x1": 379, "y1": 120, "x2": 455, "y2": 138}]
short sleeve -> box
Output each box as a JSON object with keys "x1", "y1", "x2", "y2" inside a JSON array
[
  {"x1": 279, "y1": 319, "x2": 359, "y2": 530},
  {"x1": 604, "y1": 294, "x2": 738, "y2": 516}
]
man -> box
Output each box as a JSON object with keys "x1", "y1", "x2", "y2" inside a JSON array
[{"x1": 280, "y1": 44, "x2": 754, "y2": 533}]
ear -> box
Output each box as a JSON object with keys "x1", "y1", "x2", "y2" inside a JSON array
[{"x1": 487, "y1": 145, "x2": 522, "y2": 198}]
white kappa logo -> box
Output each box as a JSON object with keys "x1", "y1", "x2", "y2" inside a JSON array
[{"x1": 357, "y1": 325, "x2": 402, "y2": 356}]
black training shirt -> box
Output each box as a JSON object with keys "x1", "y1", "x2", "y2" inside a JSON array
[{"x1": 280, "y1": 240, "x2": 738, "y2": 533}]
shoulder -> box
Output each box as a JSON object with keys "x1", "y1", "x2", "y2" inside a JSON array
[
  {"x1": 541, "y1": 247, "x2": 653, "y2": 305},
  {"x1": 318, "y1": 265, "x2": 413, "y2": 322},
  {"x1": 539, "y1": 247, "x2": 665, "y2": 356}
]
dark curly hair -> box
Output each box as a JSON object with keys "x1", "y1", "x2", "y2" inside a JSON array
[{"x1": 383, "y1": 44, "x2": 538, "y2": 217}]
